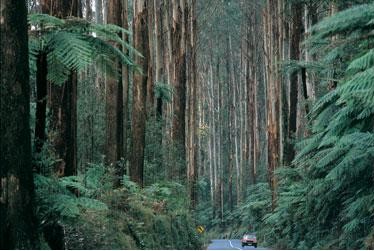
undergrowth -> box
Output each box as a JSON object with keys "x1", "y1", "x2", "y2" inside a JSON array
[{"x1": 35, "y1": 162, "x2": 202, "y2": 249}]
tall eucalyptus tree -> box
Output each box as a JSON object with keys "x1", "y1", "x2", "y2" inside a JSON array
[{"x1": 0, "y1": 0, "x2": 38, "y2": 248}]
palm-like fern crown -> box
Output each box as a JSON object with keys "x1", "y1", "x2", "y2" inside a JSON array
[
  {"x1": 28, "y1": 14, "x2": 141, "y2": 85},
  {"x1": 263, "y1": 3, "x2": 374, "y2": 249}
]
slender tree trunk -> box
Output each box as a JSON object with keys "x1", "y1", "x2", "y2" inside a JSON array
[
  {"x1": 208, "y1": 76, "x2": 215, "y2": 217},
  {"x1": 154, "y1": 0, "x2": 163, "y2": 117},
  {"x1": 246, "y1": 18, "x2": 257, "y2": 185},
  {"x1": 106, "y1": 0, "x2": 124, "y2": 187},
  {"x1": 42, "y1": 0, "x2": 80, "y2": 177},
  {"x1": 122, "y1": 0, "x2": 130, "y2": 172},
  {"x1": 186, "y1": 0, "x2": 198, "y2": 209},
  {"x1": 286, "y1": 1, "x2": 302, "y2": 164},
  {"x1": 215, "y1": 58, "x2": 222, "y2": 209},
  {"x1": 170, "y1": 0, "x2": 187, "y2": 179},
  {"x1": 130, "y1": 0, "x2": 149, "y2": 186},
  {"x1": 0, "y1": 0, "x2": 38, "y2": 247},
  {"x1": 85, "y1": 0, "x2": 92, "y2": 20},
  {"x1": 298, "y1": 3, "x2": 319, "y2": 138},
  {"x1": 263, "y1": 0, "x2": 283, "y2": 209},
  {"x1": 34, "y1": 53, "x2": 48, "y2": 165},
  {"x1": 227, "y1": 35, "x2": 236, "y2": 211},
  {"x1": 161, "y1": 0, "x2": 173, "y2": 177},
  {"x1": 228, "y1": 35, "x2": 240, "y2": 207},
  {"x1": 242, "y1": 19, "x2": 250, "y2": 197},
  {"x1": 146, "y1": 0, "x2": 155, "y2": 113},
  {"x1": 252, "y1": 18, "x2": 259, "y2": 184},
  {"x1": 95, "y1": 0, "x2": 103, "y2": 23},
  {"x1": 304, "y1": 3, "x2": 317, "y2": 103}
]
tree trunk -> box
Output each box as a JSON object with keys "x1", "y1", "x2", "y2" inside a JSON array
[
  {"x1": 186, "y1": 0, "x2": 198, "y2": 209},
  {"x1": 42, "y1": 0, "x2": 80, "y2": 177},
  {"x1": 263, "y1": 0, "x2": 283, "y2": 209},
  {"x1": 34, "y1": 53, "x2": 48, "y2": 167},
  {"x1": 48, "y1": 72, "x2": 78, "y2": 177},
  {"x1": 146, "y1": 0, "x2": 155, "y2": 113},
  {"x1": 122, "y1": 0, "x2": 130, "y2": 173},
  {"x1": 286, "y1": 1, "x2": 302, "y2": 164},
  {"x1": 207, "y1": 73, "x2": 215, "y2": 217},
  {"x1": 171, "y1": 0, "x2": 187, "y2": 179},
  {"x1": 130, "y1": 0, "x2": 149, "y2": 187},
  {"x1": 227, "y1": 36, "x2": 234, "y2": 212},
  {"x1": 85, "y1": 0, "x2": 92, "y2": 20},
  {"x1": 154, "y1": 0, "x2": 164, "y2": 118},
  {"x1": 298, "y1": 3, "x2": 319, "y2": 138},
  {"x1": 246, "y1": 17, "x2": 257, "y2": 185},
  {"x1": 0, "y1": 0, "x2": 38, "y2": 248},
  {"x1": 41, "y1": 0, "x2": 81, "y2": 17},
  {"x1": 106, "y1": 0, "x2": 124, "y2": 187},
  {"x1": 95, "y1": 0, "x2": 103, "y2": 23}
]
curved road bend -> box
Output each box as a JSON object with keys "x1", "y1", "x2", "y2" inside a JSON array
[{"x1": 207, "y1": 239, "x2": 267, "y2": 250}]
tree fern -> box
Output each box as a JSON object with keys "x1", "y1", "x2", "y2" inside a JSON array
[
  {"x1": 34, "y1": 162, "x2": 113, "y2": 230},
  {"x1": 154, "y1": 82, "x2": 174, "y2": 103},
  {"x1": 28, "y1": 14, "x2": 140, "y2": 85},
  {"x1": 347, "y1": 49, "x2": 374, "y2": 74},
  {"x1": 311, "y1": 3, "x2": 374, "y2": 38},
  {"x1": 261, "y1": 3, "x2": 374, "y2": 249}
]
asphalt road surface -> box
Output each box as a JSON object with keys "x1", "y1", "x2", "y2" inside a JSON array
[{"x1": 207, "y1": 239, "x2": 267, "y2": 250}]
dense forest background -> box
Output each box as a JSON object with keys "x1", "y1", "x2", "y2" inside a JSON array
[{"x1": 1, "y1": 0, "x2": 374, "y2": 249}]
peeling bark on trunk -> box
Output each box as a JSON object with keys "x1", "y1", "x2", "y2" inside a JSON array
[
  {"x1": 171, "y1": 0, "x2": 187, "y2": 179},
  {"x1": 263, "y1": 0, "x2": 283, "y2": 209},
  {"x1": 130, "y1": 0, "x2": 149, "y2": 187},
  {"x1": 106, "y1": 0, "x2": 124, "y2": 187}
]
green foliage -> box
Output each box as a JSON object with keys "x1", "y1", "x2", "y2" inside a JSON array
[
  {"x1": 34, "y1": 165, "x2": 109, "y2": 221},
  {"x1": 311, "y1": 4, "x2": 374, "y2": 38},
  {"x1": 121, "y1": 174, "x2": 140, "y2": 193},
  {"x1": 200, "y1": 183, "x2": 272, "y2": 244},
  {"x1": 210, "y1": 3, "x2": 374, "y2": 249},
  {"x1": 28, "y1": 14, "x2": 140, "y2": 85},
  {"x1": 257, "y1": 3, "x2": 374, "y2": 249},
  {"x1": 298, "y1": 3, "x2": 374, "y2": 93},
  {"x1": 154, "y1": 82, "x2": 174, "y2": 103},
  {"x1": 35, "y1": 160, "x2": 201, "y2": 249},
  {"x1": 144, "y1": 115, "x2": 187, "y2": 185},
  {"x1": 144, "y1": 181, "x2": 188, "y2": 211},
  {"x1": 144, "y1": 116, "x2": 166, "y2": 184}
]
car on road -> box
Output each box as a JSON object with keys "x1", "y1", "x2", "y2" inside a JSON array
[{"x1": 241, "y1": 233, "x2": 257, "y2": 248}]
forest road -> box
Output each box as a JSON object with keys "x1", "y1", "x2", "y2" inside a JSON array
[{"x1": 207, "y1": 239, "x2": 267, "y2": 250}]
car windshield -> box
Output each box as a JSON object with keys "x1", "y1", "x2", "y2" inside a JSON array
[{"x1": 244, "y1": 234, "x2": 256, "y2": 239}]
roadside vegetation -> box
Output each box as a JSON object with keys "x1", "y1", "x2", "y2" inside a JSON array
[
  {"x1": 35, "y1": 163, "x2": 201, "y2": 249},
  {"x1": 197, "y1": 2, "x2": 374, "y2": 249},
  {"x1": 1, "y1": 0, "x2": 373, "y2": 249}
]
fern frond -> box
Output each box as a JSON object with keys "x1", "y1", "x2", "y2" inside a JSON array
[
  {"x1": 311, "y1": 4, "x2": 374, "y2": 37},
  {"x1": 154, "y1": 82, "x2": 174, "y2": 103},
  {"x1": 28, "y1": 13, "x2": 140, "y2": 85},
  {"x1": 347, "y1": 50, "x2": 374, "y2": 75},
  {"x1": 28, "y1": 13, "x2": 65, "y2": 28}
]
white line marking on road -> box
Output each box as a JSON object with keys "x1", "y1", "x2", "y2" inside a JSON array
[{"x1": 229, "y1": 240, "x2": 242, "y2": 250}]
